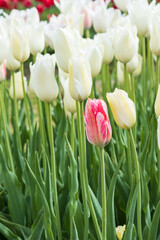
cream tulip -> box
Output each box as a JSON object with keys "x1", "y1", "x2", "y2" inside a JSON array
[
  {"x1": 61, "y1": 77, "x2": 76, "y2": 114},
  {"x1": 9, "y1": 71, "x2": 27, "y2": 100},
  {"x1": 30, "y1": 53, "x2": 58, "y2": 103},
  {"x1": 149, "y1": 15, "x2": 160, "y2": 56},
  {"x1": 157, "y1": 116, "x2": 160, "y2": 150},
  {"x1": 6, "y1": 46, "x2": 20, "y2": 71},
  {"x1": 155, "y1": 85, "x2": 160, "y2": 118},
  {"x1": 113, "y1": 25, "x2": 139, "y2": 64},
  {"x1": 92, "y1": 5, "x2": 108, "y2": 33},
  {"x1": 53, "y1": 27, "x2": 78, "y2": 73},
  {"x1": 10, "y1": 24, "x2": 30, "y2": 62},
  {"x1": 126, "y1": 54, "x2": 139, "y2": 74},
  {"x1": 107, "y1": 88, "x2": 136, "y2": 129},
  {"x1": 127, "y1": 0, "x2": 151, "y2": 36},
  {"x1": 69, "y1": 55, "x2": 92, "y2": 101},
  {"x1": 94, "y1": 32, "x2": 114, "y2": 64},
  {"x1": 133, "y1": 54, "x2": 142, "y2": 77},
  {"x1": 27, "y1": 22, "x2": 46, "y2": 56},
  {"x1": 0, "y1": 20, "x2": 9, "y2": 64}
]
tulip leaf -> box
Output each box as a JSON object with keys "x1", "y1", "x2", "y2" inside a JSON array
[
  {"x1": 148, "y1": 199, "x2": 160, "y2": 240},
  {"x1": 0, "y1": 222, "x2": 22, "y2": 240}
]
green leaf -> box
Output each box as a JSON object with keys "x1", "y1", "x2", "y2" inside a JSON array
[
  {"x1": 27, "y1": 209, "x2": 44, "y2": 240},
  {"x1": 0, "y1": 223, "x2": 22, "y2": 240},
  {"x1": 148, "y1": 199, "x2": 160, "y2": 240}
]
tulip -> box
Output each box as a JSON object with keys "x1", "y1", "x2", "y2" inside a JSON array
[
  {"x1": 60, "y1": 77, "x2": 76, "y2": 114},
  {"x1": 113, "y1": 25, "x2": 139, "y2": 64},
  {"x1": 127, "y1": 0, "x2": 151, "y2": 36},
  {"x1": 149, "y1": 15, "x2": 160, "y2": 56},
  {"x1": 94, "y1": 32, "x2": 114, "y2": 64},
  {"x1": 117, "y1": 61, "x2": 124, "y2": 84},
  {"x1": 155, "y1": 84, "x2": 160, "y2": 118},
  {"x1": 82, "y1": 6, "x2": 92, "y2": 29},
  {"x1": 0, "y1": 61, "x2": 7, "y2": 82},
  {"x1": 66, "y1": 13, "x2": 85, "y2": 36},
  {"x1": 69, "y1": 55, "x2": 92, "y2": 101},
  {"x1": 92, "y1": 5, "x2": 108, "y2": 33},
  {"x1": 83, "y1": 39, "x2": 104, "y2": 78},
  {"x1": 30, "y1": 53, "x2": 58, "y2": 103},
  {"x1": 9, "y1": 71, "x2": 27, "y2": 100},
  {"x1": 116, "y1": 225, "x2": 126, "y2": 240},
  {"x1": 10, "y1": 24, "x2": 30, "y2": 62},
  {"x1": 157, "y1": 116, "x2": 160, "y2": 150},
  {"x1": 6, "y1": 47, "x2": 20, "y2": 71},
  {"x1": 27, "y1": 22, "x2": 46, "y2": 56},
  {"x1": 0, "y1": 20, "x2": 9, "y2": 64},
  {"x1": 53, "y1": 27, "x2": 78, "y2": 73},
  {"x1": 127, "y1": 54, "x2": 139, "y2": 74},
  {"x1": 133, "y1": 54, "x2": 142, "y2": 77},
  {"x1": 107, "y1": 88, "x2": 136, "y2": 129},
  {"x1": 114, "y1": 0, "x2": 131, "y2": 12},
  {"x1": 84, "y1": 98, "x2": 112, "y2": 147}
]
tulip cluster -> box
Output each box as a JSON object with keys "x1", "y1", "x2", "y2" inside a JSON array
[{"x1": 0, "y1": 1, "x2": 160, "y2": 240}]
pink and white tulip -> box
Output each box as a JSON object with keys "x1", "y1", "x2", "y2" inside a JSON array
[
  {"x1": 0, "y1": 61, "x2": 7, "y2": 82},
  {"x1": 84, "y1": 98, "x2": 112, "y2": 147}
]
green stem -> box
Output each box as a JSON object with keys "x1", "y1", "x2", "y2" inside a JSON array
[
  {"x1": 12, "y1": 71, "x2": 22, "y2": 153},
  {"x1": 126, "y1": 130, "x2": 133, "y2": 187},
  {"x1": 142, "y1": 37, "x2": 146, "y2": 106},
  {"x1": 130, "y1": 73, "x2": 136, "y2": 140},
  {"x1": 37, "y1": 98, "x2": 46, "y2": 181},
  {"x1": 76, "y1": 101, "x2": 89, "y2": 240},
  {"x1": 89, "y1": 85, "x2": 95, "y2": 99},
  {"x1": 85, "y1": 28, "x2": 90, "y2": 39},
  {"x1": 20, "y1": 63, "x2": 32, "y2": 138},
  {"x1": 71, "y1": 113, "x2": 75, "y2": 156},
  {"x1": 124, "y1": 63, "x2": 127, "y2": 92},
  {"x1": 106, "y1": 64, "x2": 110, "y2": 92},
  {"x1": 129, "y1": 129, "x2": 142, "y2": 240},
  {"x1": 100, "y1": 147, "x2": 106, "y2": 240},
  {"x1": 45, "y1": 103, "x2": 62, "y2": 240},
  {"x1": 156, "y1": 56, "x2": 160, "y2": 92},
  {"x1": 79, "y1": 101, "x2": 102, "y2": 240},
  {"x1": 102, "y1": 63, "x2": 106, "y2": 100},
  {"x1": 0, "y1": 83, "x2": 15, "y2": 172}
]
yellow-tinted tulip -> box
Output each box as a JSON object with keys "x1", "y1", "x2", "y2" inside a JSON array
[
  {"x1": 107, "y1": 88, "x2": 136, "y2": 129},
  {"x1": 116, "y1": 225, "x2": 126, "y2": 240}
]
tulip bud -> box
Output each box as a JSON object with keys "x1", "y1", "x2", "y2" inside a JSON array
[
  {"x1": 116, "y1": 225, "x2": 126, "y2": 240},
  {"x1": 9, "y1": 71, "x2": 27, "y2": 100},
  {"x1": 27, "y1": 22, "x2": 46, "y2": 56},
  {"x1": 10, "y1": 24, "x2": 30, "y2": 62},
  {"x1": 107, "y1": 88, "x2": 136, "y2": 129},
  {"x1": 0, "y1": 61, "x2": 7, "y2": 82},
  {"x1": 30, "y1": 53, "x2": 58, "y2": 102},
  {"x1": 133, "y1": 54, "x2": 142, "y2": 77},
  {"x1": 53, "y1": 27, "x2": 78, "y2": 73},
  {"x1": 157, "y1": 116, "x2": 160, "y2": 150},
  {"x1": 94, "y1": 32, "x2": 114, "y2": 64},
  {"x1": 126, "y1": 54, "x2": 139, "y2": 74},
  {"x1": 69, "y1": 55, "x2": 92, "y2": 101},
  {"x1": 113, "y1": 25, "x2": 139, "y2": 64},
  {"x1": 60, "y1": 77, "x2": 76, "y2": 114},
  {"x1": 84, "y1": 98, "x2": 112, "y2": 147},
  {"x1": 92, "y1": 5, "x2": 108, "y2": 33},
  {"x1": 155, "y1": 85, "x2": 160, "y2": 118},
  {"x1": 6, "y1": 48, "x2": 20, "y2": 71}
]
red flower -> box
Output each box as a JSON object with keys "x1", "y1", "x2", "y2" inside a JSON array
[
  {"x1": 23, "y1": 0, "x2": 32, "y2": 7},
  {"x1": 36, "y1": 3, "x2": 44, "y2": 14}
]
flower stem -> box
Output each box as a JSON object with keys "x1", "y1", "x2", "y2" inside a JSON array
[
  {"x1": 142, "y1": 37, "x2": 146, "y2": 106},
  {"x1": 102, "y1": 63, "x2": 106, "y2": 100},
  {"x1": 71, "y1": 113, "x2": 75, "y2": 157},
  {"x1": 45, "y1": 103, "x2": 62, "y2": 240},
  {"x1": 20, "y1": 62, "x2": 32, "y2": 138},
  {"x1": 100, "y1": 147, "x2": 106, "y2": 240},
  {"x1": 85, "y1": 28, "x2": 90, "y2": 39},
  {"x1": 76, "y1": 101, "x2": 89, "y2": 240},
  {"x1": 129, "y1": 128, "x2": 142, "y2": 240},
  {"x1": 12, "y1": 71, "x2": 22, "y2": 153},
  {"x1": 106, "y1": 64, "x2": 110, "y2": 92},
  {"x1": 156, "y1": 56, "x2": 160, "y2": 92},
  {"x1": 0, "y1": 83, "x2": 15, "y2": 173},
  {"x1": 79, "y1": 101, "x2": 102, "y2": 240}
]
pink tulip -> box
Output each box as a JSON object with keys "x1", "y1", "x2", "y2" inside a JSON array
[{"x1": 84, "y1": 98, "x2": 112, "y2": 147}]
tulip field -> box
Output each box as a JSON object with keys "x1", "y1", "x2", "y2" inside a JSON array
[{"x1": 1, "y1": 0, "x2": 160, "y2": 240}]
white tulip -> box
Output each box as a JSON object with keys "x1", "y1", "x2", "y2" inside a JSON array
[
  {"x1": 9, "y1": 71, "x2": 27, "y2": 100},
  {"x1": 127, "y1": 0, "x2": 151, "y2": 36},
  {"x1": 133, "y1": 54, "x2": 142, "y2": 77},
  {"x1": 69, "y1": 55, "x2": 92, "y2": 101},
  {"x1": 30, "y1": 53, "x2": 58, "y2": 102},
  {"x1": 27, "y1": 22, "x2": 46, "y2": 56},
  {"x1": 127, "y1": 54, "x2": 139, "y2": 74},
  {"x1": 53, "y1": 27, "x2": 79, "y2": 73},
  {"x1": 149, "y1": 15, "x2": 160, "y2": 56},
  {"x1": 6, "y1": 45, "x2": 20, "y2": 71},
  {"x1": 92, "y1": 5, "x2": 108, "y2": 33},
  {"x1": 113, "y1": 25, "x2": 139, "y2": 64},
  {"x1": 107, "y1": 88, "x2": 136, "y2": 129},
  {"x1": 0, "y1": 61, "x2": 6, "y2": 82},
  {"x1": 114, "y1": 0, "x2": 131, "y2": 12},
  {"x1": 155, "y1": 84, "x2": 160, "y2": 118},
  {"x1": 10, "y1": 24, "x2": 30, "y2": 62},
  {"x1": 0, "y1": 20, "x2": 9, "y2": 64},
  {"x1": 61, "y1": 77, "x2": 76, "y2": 114},
  {"x1": 94, "y1": 31, "x2": 114, "y2": 64},
  {"x1": 117, "y1": 61, "x2": 124, "y2": 84},
  {"x1": 157, "y1": 116, "x2": 160, "y2": 150}
]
